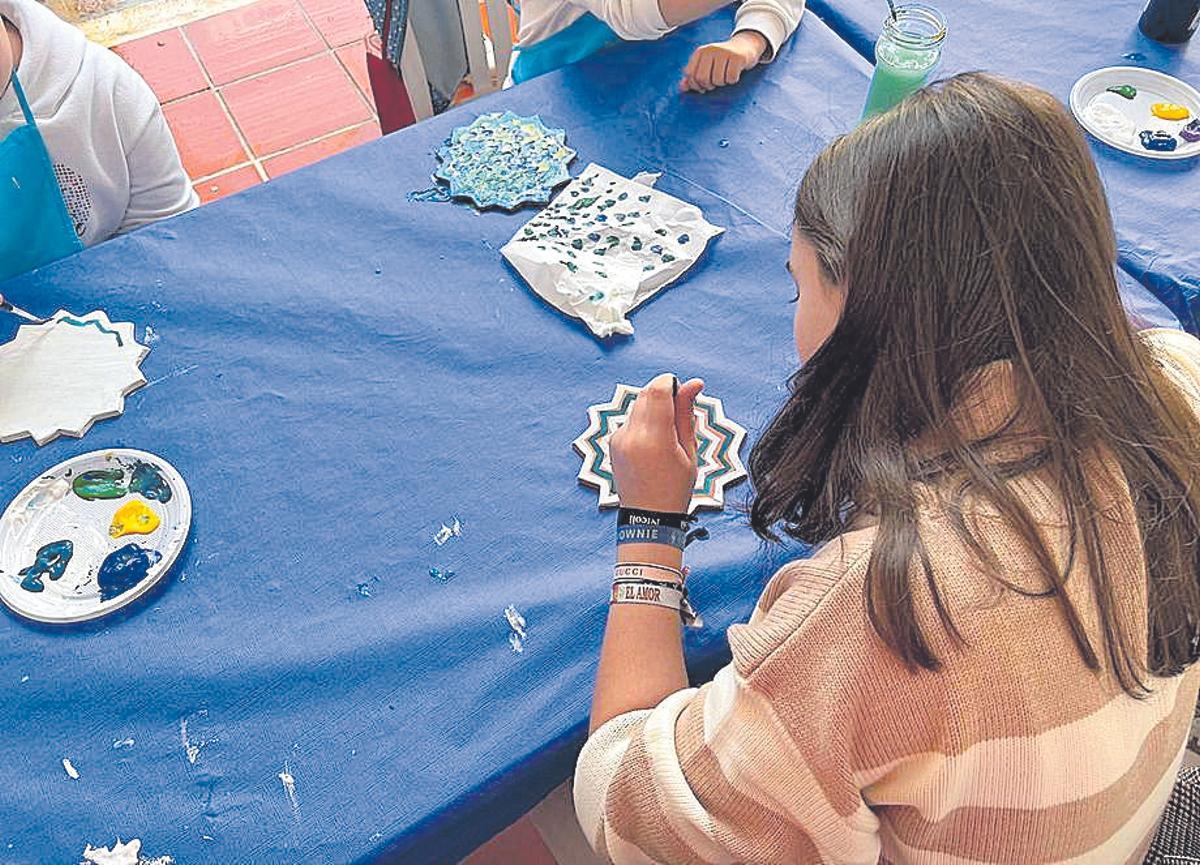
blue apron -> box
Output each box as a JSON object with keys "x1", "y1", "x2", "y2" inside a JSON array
[
  {"x1": 511, "y1": 12, "x2": 621, "y2": 83},
  {"x1": 0, "y1": 72, "x2": 84, "y2": 282}
]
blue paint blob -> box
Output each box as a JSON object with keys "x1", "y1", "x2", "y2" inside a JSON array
[
  {"x1": 18, "y1": 540, "x2": 73, "y2": 592},
  {"x1": 717, "y1": 138, "x2": 730, "y2": 148},
  {"x1": 97, "y1": 544, "x2": 162, "y2": 602},
  {"x1": 1139, "y1": 130, "x2": 1178, "y2": 152},
  {"x1": 128, "y1": 461, "x2": 173, "y2": 503},
  {"x1": 59, "y1": 317, "x2": 125, "y2": 347},
  {"x1": 406, "y1": 185, "x2": 452, "y2": 203}
]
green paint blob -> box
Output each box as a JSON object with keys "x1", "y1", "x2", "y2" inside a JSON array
[
  {"x1": 1106, "y1": 84, "x2": 1137, "y2": 100},
  {"x1": 72, "y1": 469, "x2": 127, "y2": 501}
]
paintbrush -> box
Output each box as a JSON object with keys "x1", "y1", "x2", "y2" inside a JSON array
[
  {"x1": 0, "y1": 294, "x2": 45, "y2": 323},
  {"x1": 886, "y1": 0, "x2": 898, "y2": 20}
]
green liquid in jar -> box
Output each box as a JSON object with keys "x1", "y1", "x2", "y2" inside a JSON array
[
  {"x1": 860, "y1": 4, "x2": 946, "y2": 121},
  {"x1": 861, "y1": 41, "x2": 939, "y2": 119}
]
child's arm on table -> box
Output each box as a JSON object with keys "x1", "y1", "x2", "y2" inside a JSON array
[{"x1": 682, "y1": 0, "x2": 806, "y2": 92}]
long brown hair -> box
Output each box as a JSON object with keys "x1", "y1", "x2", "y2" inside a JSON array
[{"x1": 750, "y1": 72, "x2": 1200, "y2": 695}]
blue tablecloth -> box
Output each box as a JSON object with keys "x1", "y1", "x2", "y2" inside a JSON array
[
  {"x1": 808, "y1": 0, "x2": 1200, "y2": 332},
  {"x1": 0, "y1": 13, "x2": 862, "y2": 865},
  {"x1": 0, "y1": 7, "x2": 1188, "y2": 862}
]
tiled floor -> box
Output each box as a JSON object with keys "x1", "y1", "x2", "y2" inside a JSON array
[{"x1": 113, "y1": 0, "x2": 381, "y2": 203}]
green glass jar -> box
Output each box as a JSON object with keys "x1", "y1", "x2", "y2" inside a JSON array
[{"x1": 861, "y1": 4, "x2": 948, "y2": 120}]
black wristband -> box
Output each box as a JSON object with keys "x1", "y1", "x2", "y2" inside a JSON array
[{"x1": 616, "y1": 507, "x2": 692, "y2": 531}]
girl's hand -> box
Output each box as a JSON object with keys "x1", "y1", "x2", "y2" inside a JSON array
[
  {"x1": 680, "y1": 31, "x2": 768, "y2": 93},
  {"x1": 609, "y1": 374, "x2": 705, "y2": 512}
]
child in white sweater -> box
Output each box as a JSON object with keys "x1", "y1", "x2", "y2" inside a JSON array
[
  {"x1": 0, "y1": 0, "x2": 195, "y2": 281},
  {"x1": 512, "y1": 0, "x2": 805, "y2": 90}
]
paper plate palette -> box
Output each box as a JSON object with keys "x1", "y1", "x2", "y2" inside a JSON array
[
  {"x1": 1070, "y1": 66, "x2": 1200, "y2": 160},
  {"x1": 434, "y1": 111, "x2": 576, "y2": 210},
  {"x1": 0, "y1": 449, "x2": 191, "y2": 623},
  {"x1": 573, "y1": 384, "x2": 747, "y2": 513}
]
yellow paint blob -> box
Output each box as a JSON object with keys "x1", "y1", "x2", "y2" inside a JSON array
[
  {"x1": 1151, "y1": 102, "x2": 1191, "y2": 121},
  {"x1": 109, "y1": 500, "x2": 161, "y2": 538}
]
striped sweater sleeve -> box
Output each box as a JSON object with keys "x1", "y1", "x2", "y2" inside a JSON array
[
  {"x1": 1142, "y1": 328, "x2": 1200, "y2": 407},
  {"x1": 574, "y1": 553, "x2": 883, "y2": 864}
]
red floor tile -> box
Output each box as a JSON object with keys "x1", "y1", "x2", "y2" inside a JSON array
[
  {"x1": 113, "y1": 28, "x2": 207, "y2": 103},
  {"x1": 462, "y1": 817, "x2": 557, "y2": 865},
  {"x1": 334, "y1": 41, "x2": 372, "y2": 103},
  {"x1": 194, "y1": 165, "x2": 261, "y2": 203},
  {"x1": 299, "y1": 0, "x2": 372, "y2": 48},
  {"x1": 163, "y1": 91, "x2": 249, "y2": 178},
  {"x1": 222, "y1": 53, "x2": 372, "y2": 157},
  {"x1": 184, "y1": 0, "x2": 324, "y2": 86},
  {"x1": 262, "y1": 120, "x2": 380, "y2": 177}
]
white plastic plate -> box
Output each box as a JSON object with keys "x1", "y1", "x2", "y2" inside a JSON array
[
  {"x1": 1070, "y1": 66, "x2": 1200, "y2": 160},
  {"x1": 0, "y1": 449, "x2": 191, "y2": 623}
]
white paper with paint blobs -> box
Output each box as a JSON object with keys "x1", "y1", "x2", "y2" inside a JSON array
[
  {"x1": 0, "y1": 309, "x2": 149, "y2": 445},
  {"x1": 502, "y1": 164, "x2": 724, "y2": 338}
]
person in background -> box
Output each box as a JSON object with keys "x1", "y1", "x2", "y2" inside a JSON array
[
  {"x1": 510, "y1": 0, "x2": 804, "y2": 92},
  {"x1": 0, "y1": 0, "x2": 196, "y2": 283},
  {"x1": 574, "y1": 72, "x2": 1200, "y2": 863}
]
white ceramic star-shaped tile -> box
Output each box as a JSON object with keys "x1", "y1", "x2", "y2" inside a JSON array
[
  {"x1": 572, "y1": 383, "x2": 747, "y2": 513},
  {"x1": 0, "y1": 310, "x2": 149, "y2": 445}
]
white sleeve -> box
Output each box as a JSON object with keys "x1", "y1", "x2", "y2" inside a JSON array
[
  {"x1": 571, "y1": 0, "x2": 674, "y2": 40},
  {"x1": 733, "y1": 0, "x2": 805, "y2": 62},
  {"x1": 111, "y1": 61, "x2": 198, "y2": 234}
]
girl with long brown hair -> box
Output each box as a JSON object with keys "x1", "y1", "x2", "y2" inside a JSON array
[{"x1": 571, "y1": 72, "x2": 1200, "y2": 863}]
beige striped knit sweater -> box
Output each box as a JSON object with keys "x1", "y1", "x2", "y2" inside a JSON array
[{"x1": 574, "y1": 329, "x2": 1200, "y2": 864}]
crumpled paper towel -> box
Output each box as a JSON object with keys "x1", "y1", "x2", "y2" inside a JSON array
[{"x1": 501, "y1": 163, "x2": 723, "y2": 338}]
